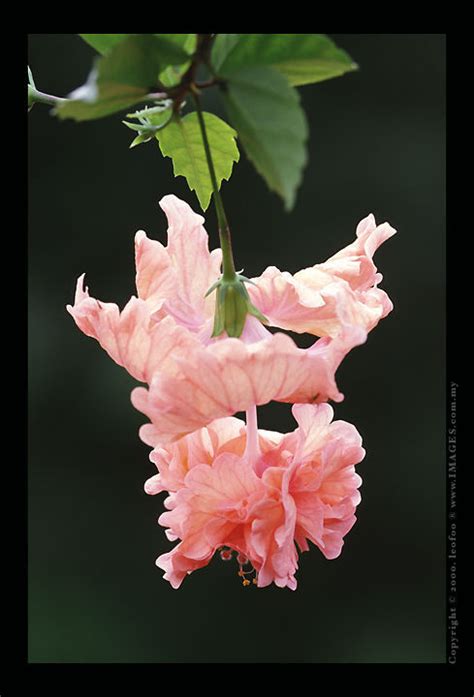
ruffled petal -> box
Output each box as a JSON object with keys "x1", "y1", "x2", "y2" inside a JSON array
[
  {"x1": 290, "y1": 403, "x2": 334, "y2": 460},
  {"x1": 134, "y1": 230, "x2": 175, "y2": 308},
  {"x1": 322, "y1": 214, "x2": 396, "y2": 290},
  {"x1": 287, "y1": 404, "x2": 365, "y2": 560},
  {"x1": 67, "y1": 274, "x2": 199, "y2": 383},
  {"x1": 249, "y1": 215, "x2": 396, "y2": 338},
  {"x1": 134, "y1": 195, "x2": 222, "y2": 331},
  {"x1": 159, "y1": 195, "x2": 222, "y2": 309},
  {"x1": 155, "y1": 453, "x2": 264, "y2": 588},
  {"x1": 131, "y1": 333, "x2": 315, "y2": 445},
  {"x1": 281, "y1": 324, "x2": 367, "y2": 404},
  {"x1": 144, "y1": 418, "x2": 248, "y2": 496},
  {"x1": 252, "y1": 466, "x2": 299, "y2": 590}
]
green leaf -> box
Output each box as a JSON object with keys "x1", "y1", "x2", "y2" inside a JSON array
[
  {"x1": 211, "y1": 34, "x2": 241, "y2": 72},
  {"x1": 58, "y1": 35, "x2": 188, "y2": 121},
  {"x1": 217, "y1": 34, "x2": 357, "y2": 86},
  {"x1": 79, "y1": 33, "x2": 196, "y2": 58},
  {"x1": 157, "y1": 34, "x2": 196, "y2": 53},
  {"x1": 156, "y1": 112, "x2": 240, "y2": 210},
  {"x1": 222, "y1": 66, "x2": 308, "y2": 211},
  {"x1": 159, "y1": 34, "x2": 197, "y2": 88},
  {"x1": 79, "y1": 34, "x2": 130, "y2": 54}
]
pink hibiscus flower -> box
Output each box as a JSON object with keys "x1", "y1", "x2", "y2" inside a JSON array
[
  {"x1": 147, "y1": 403, "x2": 364, "y2": 590},
  {"x1": 68, "y1": 195, "x2": 395, "y2": 443}
]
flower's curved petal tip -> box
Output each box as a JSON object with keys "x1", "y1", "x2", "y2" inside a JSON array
[
  {"x1": 67, "y1": 273, "x2": 89, "y2": 315},
  {"x1": 379, "y1": 221, "x2": 397, "y2": 240},
  {"x1": 156, "y1": 554, "x2": 183, "y2": 589},
  {"x1": 134, "y1": 229, "x2": 148, "y2": 245},
  {"x1": 355, "y1": 214, "x2": 397, "y2": 260},
  {"x1": 323, "y1": 546, "x2": 343, "y2": 560},
  {"x1": 144, "y1": 474, "x2": 163, "y2": 495},
  {"x1": 291, "y1": 401, "x2": 335, "y2": 426},
  {"x1": 130, "y1": 385, "x2": 147, "y2": 409},
  {"x1": 159, "y1": 193, "x2": 205, "y2": 225},
  {"x1": 73, "y1": 272, "x2": 89, "y2": 301},
  {"x1": 356, "y1": 213, "x2": 376, "y2": 236},
  {"x1": 354, "y1": 324, "x2": 368, "y2": 346},
  {"x1": 159, "y1": 193, "x2": 182, "y2": 208},
  {"x1": 139, "y1": 424, "x2": 160, "y2": 448}
]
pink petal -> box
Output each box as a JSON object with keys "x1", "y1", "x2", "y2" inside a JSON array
[
  {"x1": 131, "y1": 333, "x2": 312, "y2": 445},
  {"x1": 135, "y1": 195, "x2": 222, "y2": 332},
  {"x1": 155, "y1": 452, "x2": 264, "y2": 589},
  {"x1": 248, "y1": 266, "x2": 329, "y2": 335},
  {"x1": 284, "y1": 404, "x2": 364, "y2": 560},
  {"x1": 320, "y1": 214, "x2": 396, "y2": 291},
  {"x1": 290, "y1": 403, "x2": 335, "y2": 459},
  {"x1": 134, "y1": 230, "x2": 175, "y2": 307},
  {"x1": 67, "y1": 274, "x2": 199, "y2": 383},
  {"x1": 249, "y1": 215, "x2": 396, "y2": 338},
  {"x1": 250, "y1": 471, "x2": 299, "y2": 590},
  {"x1": 281, "y1": 324, "x2": 367, "y2": 404},
  {"x1": 184, "y1": 452, "x2": 263, "y2": 508},
  {"x1": 160, "y1": 195, "x2": 222, "y2": 306}
]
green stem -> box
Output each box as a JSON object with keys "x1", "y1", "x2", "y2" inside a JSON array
[
  {"x1": 191, "y1": 89, "x2": 236, "y2": 281},
  {"x1": 28, "y1": 86, "x2": 67, "y2": 107}
]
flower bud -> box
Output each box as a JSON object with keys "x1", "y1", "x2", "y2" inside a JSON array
[{"x1": 206, "y1": 274, "x2": 268, "y2": 338}]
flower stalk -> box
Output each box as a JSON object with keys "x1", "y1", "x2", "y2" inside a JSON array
[
  {"x1": 192, "y1": 87, "x2": 268, "y2": 337},
  {"x1": 191, "y1": 88, "x2": 236, "y2": 281},
  {"x1": 28, "y1": 86, "x2": 67, "y2": 108}
]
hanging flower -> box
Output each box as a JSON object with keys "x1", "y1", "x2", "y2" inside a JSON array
[
  {"x1": 68, "y1": 195, "x2": 395, "y2": 442},
  {"x1": 147, "y1": 403, "x2": 364, "y2": 590}
]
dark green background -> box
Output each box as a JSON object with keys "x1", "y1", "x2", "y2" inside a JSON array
[{"x1": 28, "y1": 34, "x2": 446, "y2": 663}]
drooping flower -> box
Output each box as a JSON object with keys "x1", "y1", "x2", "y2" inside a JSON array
[
  {"x1": 147, "y1": 403, "x2": 364, "y2": 590},
  {"x1": 68, "y1": 195, "x2": 394, "y2": 443}
]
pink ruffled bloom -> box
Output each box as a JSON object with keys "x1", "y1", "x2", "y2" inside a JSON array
[
  {"x1": 147, "y1": 404, "x2": 364, "y2": 590},
  {"x1": 67, "y1": 195, "x2": 395, "y2": 443},
  {"x1": 67, "y1": 195, "x2": 395, "y2": 590}
]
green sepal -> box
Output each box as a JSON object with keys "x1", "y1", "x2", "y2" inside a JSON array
[
  {"x1": 123, "y1": 104, "x2": 173, "y2": 147},
  {"x1": 208, "y1": 275, "x2": 268, "y2": 338},
  {"x1": 129, "y1": 133, "x2": 155, "y2": 148},
  {"x1": 211, "y1": 285, "x2": 226, "y2": 337},
  {"x1": 28, "y1": 66, "x2": 36, "y2": 111}
]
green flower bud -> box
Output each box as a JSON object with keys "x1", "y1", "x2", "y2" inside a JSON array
[{"x1": 206, "y1": 275, "x2": 268, "y2": 338}]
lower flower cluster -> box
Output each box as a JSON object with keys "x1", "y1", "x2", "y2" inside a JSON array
[
  {"x1": 147, "y1": 404, "x2": 364, "y2": 590},
  {"x1": 67, "y1": 194, "x2": 395, "y2": 589}
]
